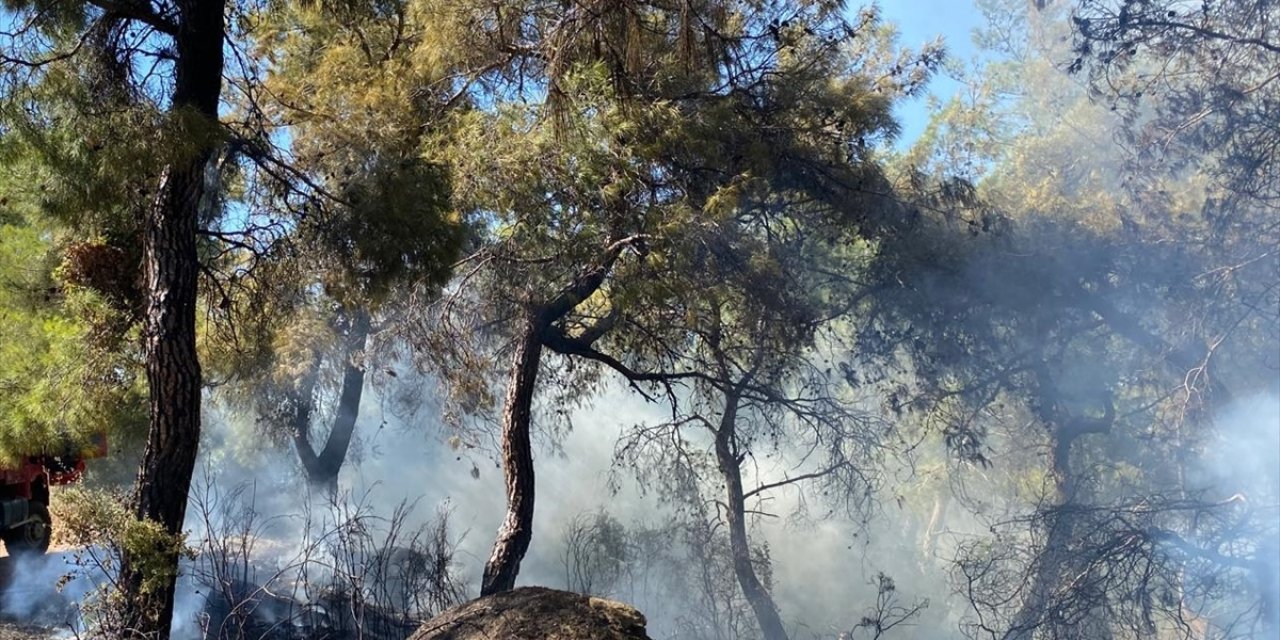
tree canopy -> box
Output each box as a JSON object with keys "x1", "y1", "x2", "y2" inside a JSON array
[{"x1": 0, "y1": 0, "x2": 1275, "y2": 639}]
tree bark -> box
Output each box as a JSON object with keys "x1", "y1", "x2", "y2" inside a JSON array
[
  {"x1": 118, "y1": 0, "x2": 225, "y2": 635},
  {"x1": 1004, "y1": 429, "x2": 1076, "y2": 640},
  {"x1": 714, "y1": 391, "x2": 789, "y2": 640},
  {"x1": 1006, "y1": 395, "x2": 1113, "y2": 640},
  {"x1": 293, "y1": 310, "x2": 371, "y2": 491},
  {"x1": 478, "y1": 238, "x2": 636, "y2": 595},
  {"x1": 481, "y1": 315, "x2": 544, "y2": 595}
]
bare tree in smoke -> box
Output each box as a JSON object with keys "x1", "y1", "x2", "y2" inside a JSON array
[
  {"x1": 558, "y1": 507, "x2": 774, "y2": 640},
  {"x1": 855, "y1": 177, "x2": 1278, "y2": 639},
  {"x1": 608, "y1": 307, "x2": 886, "y2": 640},
  {"x1": 560, "y1": 510, "x2": 629, "y2": 597},
  {"x1": 955, "y1": 493, "x2": 1279, "y2": 639},
  {"x1": 844, "y1": 573, "x2": 929, "y2": 640},
  {"x1": 593, "y1": 164, "x2": 913, "y2": 639}
]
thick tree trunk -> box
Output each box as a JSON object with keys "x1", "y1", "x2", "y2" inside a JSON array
[
  {"x1": 294, "y1": 310, "x2": 371, "y2": 491},
  {"x1": 481, "y1": 316, "x2": 544, "y2": 596},
  {"x1": 714, "y1": 392, "x2": 789, "y2": 640},
  {"x1": 293, "y1": 405, "x2": 322, "y2": 481},
  {"x1": 118, "y1": 0, "x2": 224, "y2": 635},
  {"x1": 291, "y1": 354, "x2": 323, "y2": 481},
  {"x1": 1006, "y1": 397, "x2": 1112, "y2": 640}
]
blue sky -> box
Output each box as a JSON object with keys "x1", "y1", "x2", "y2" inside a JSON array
[{"x1": 877, "y1": 0, "x2": 985, "y2": 146}]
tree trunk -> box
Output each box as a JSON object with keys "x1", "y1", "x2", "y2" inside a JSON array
[
  {"x1": 1005, "y1": 429, "x2": 1076, "y2": 640},
  {"x1": 921, "y1": 492, "x2": 949, "y2": 559},
  {"x1": 481, "y1": 315, "x2": 544, "y2": 595},
  {"x1": 714, "y1": 391, "x2": 789, "y2": 640},
  {"x1": 294, "y1": 310, "x2": 371, "y2": 491},
  {"x1": 477, "y1": 241, "x2": 631, "y2": 596},
  {"x1": 1006, "y1": 396, "x2": 1112, "y2": 640},
  {"x1": 118, "y1": 0, "x2": 225, "y2": 635},
  {"x1": 292, "y1": 357, "x2": 323, "y2": 482}
]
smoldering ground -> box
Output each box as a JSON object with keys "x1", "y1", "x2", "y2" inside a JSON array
[
  {"x1": 0, "y1": 369, "x2": 957, "y2": 640},
  {"x1": 1, "y1": 358, "x2": 1272, "y2": 640}
]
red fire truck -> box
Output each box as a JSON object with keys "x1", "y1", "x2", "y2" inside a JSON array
[{"x1": 0, "y1": 436, "x2": 106, "y2": 555}]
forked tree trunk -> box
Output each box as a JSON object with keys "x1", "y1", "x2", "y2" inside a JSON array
[
  {"x1": 478, "y1": 239, "x2": 633, "y2": 595},
  {"x1": 294, "y1": 310, "x2": 371, "y2": 492},
  {"x1": 481, "y1": 315, "x2": 544, "y2": 595},
  {"x1": 119, "y1": 0, "x2": 225, "y2": 635},
  {"x1": 714, "y1": 391, "x2": 789, "y2": 640}
]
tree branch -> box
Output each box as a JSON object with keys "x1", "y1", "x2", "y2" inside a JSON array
[
  {"x1": 86, "y1": 0, "x2": 178, "y2": 35},
  {"x1": 742, "y1": 462, "x2": 848, "y2": 501}
]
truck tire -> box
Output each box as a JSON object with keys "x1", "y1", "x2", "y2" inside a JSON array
[{"x1": 4, "y1": 500, "x2": 51, "y2": 555}]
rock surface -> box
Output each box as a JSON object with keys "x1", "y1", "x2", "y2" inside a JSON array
[{"x1": 409, "y1": 587, "x2": 652, "y2": 640}]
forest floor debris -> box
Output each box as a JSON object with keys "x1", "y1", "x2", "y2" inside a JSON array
[
  {"x1": 0, "y1": 623, "x2": 54, "y2": 640},
  {"x1": 409, "y1": 587, "x2": 652, "y2": 640}
]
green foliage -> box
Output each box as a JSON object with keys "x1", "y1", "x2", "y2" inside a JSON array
[
  {"x1": 410, "y1": 2, "x2": 940, "y2": 441},
  {"x1": 0, "y1": 68, "x2": 162, "y2": 235},
  {"x1": 55, "y1": 487, "x2": 195, "y2": 635},
  {"x1": 1, "y1": 0, "x2": 1272, "y2": 636},
  {"x1": 57, "y1": 487, "x2": 193, "y2": 592},
  {"x1": 118, "y1": 520, "x2": 193, "y2": 596},
  {"x1": 248, "y1": 0, "x2": 464, "y2": 308},
  {"x1": 0, "y1": 0, "x2": 169, "y2": 468},
  {"x1": 897, "y1": 0, "x2": 1215, "y2": 232},
  {"x1": 0, "y1": 210, "x2": 146, "y2": 463}
]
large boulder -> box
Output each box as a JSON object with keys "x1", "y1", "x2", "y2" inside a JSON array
[{"x1": 408, "y1": 587, "x2": 652, "y2": 640}]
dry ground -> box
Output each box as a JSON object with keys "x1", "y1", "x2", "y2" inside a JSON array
[{"x1": 0, "y1": 623, "x2": 52, "y2": 640}]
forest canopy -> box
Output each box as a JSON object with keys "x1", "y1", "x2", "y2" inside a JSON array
[{"x1": 0, "y1": 0, "x2": 1275, "y2": 639}]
